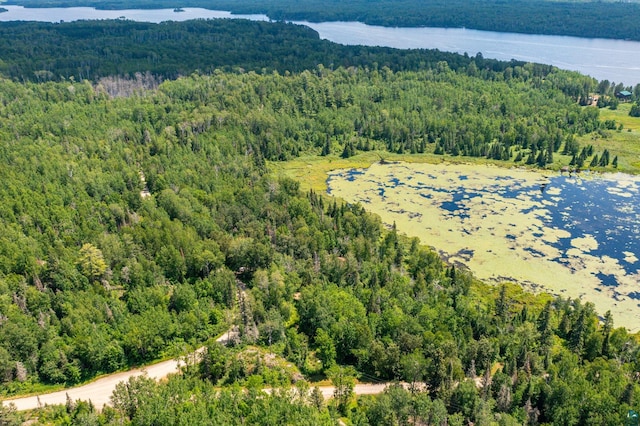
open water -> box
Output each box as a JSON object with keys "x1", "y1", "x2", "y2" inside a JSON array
[{"x1": 1, "y1": 5, "x2": 640, "y2": 85}]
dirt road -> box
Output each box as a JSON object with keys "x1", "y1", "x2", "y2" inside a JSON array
[
  {"x1": 2, "y1": 308, "x2": 393, "y2": 412},
  {"x1": 2, "y1": 343, "x2": 210, "y2": 411},
  {"x1": 1, "y1": 356, "x2": 188, "y2": 411},
  {"x1": 2, "y1": 357, "x2": 393, "y2": 412},
  {"x1": 321, "y1": 383, "x2": 389, "y2": 399}
]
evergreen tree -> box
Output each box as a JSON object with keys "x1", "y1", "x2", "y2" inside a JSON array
[
  {"x1": 341, "y1": 141, "x2": 355, "y2": 158},
  {"x1": 321, "y1": 137, "x2": 331, "y2": 156}
]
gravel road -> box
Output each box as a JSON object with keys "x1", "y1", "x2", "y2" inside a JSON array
[
  {"x1": 1, "y1": 356, "x2": 187, "y2": 411},
  {"x1": 2, "y1": 328, "x2": 394, "y2": 412},
  {"x1": 2, "y1": 362, "x2": 392, "y2": 412}
]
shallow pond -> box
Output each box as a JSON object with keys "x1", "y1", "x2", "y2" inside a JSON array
[{"x1": 327, "y1": 162, "x2": 640, "y2": 331}]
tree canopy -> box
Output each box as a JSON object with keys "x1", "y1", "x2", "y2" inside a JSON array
[{"x1": 0, "y1": 18, "x2": 638, "y2": 425}]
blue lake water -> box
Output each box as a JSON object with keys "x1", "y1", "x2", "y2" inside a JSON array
[
  {"x1": 543, "y1": 176, "x2": 640, "y2": 279},
  {"x1": 1, "y1": 5, "x2": 640, "y2": 85}
]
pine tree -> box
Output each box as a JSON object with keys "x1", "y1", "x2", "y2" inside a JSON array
[
  {"x1": 525, "y1": 152, "x2": 536, "y2": 165},
  {"x1": 601, "y1": 310, "x2": 613, "y2": 357},
  {"x1": 341, "y1": 141, "x2": 354, "y2": 158},
  {"x1": 495, "y1": 284, "x2": 509, "y2": 323},
  {"x1": 545, "y1": 145, "x2": 553, "y2": 164},
  {"x1": 321, "y1": 137, "x2": 331, "y2": 156}
]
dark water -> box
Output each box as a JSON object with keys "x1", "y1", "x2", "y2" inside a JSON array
[
  {"x1": 438, "y1": 173, "x2": 639, "y2": 279},
  {"x1": 540, "y1": 175, "x2": 640, "y2": 277}
]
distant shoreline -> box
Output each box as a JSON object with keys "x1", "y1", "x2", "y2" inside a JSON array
[
  {"x1": 1, "y1": 7, "x2": 640, "y2": 85},
  {"x1": 4, "y1": 0, "x2": 640, "y2": 42}
]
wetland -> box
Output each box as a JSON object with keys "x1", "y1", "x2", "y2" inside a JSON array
[{"x1": 328, "y1": 162, "x2": 640, "y2": 331}]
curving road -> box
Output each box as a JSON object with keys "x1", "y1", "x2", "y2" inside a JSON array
[
  {"x1": 2, "y1": 344, "x2": 209, "y2": 411},
  {"x1": 2, "y1": 292, "x2": 397, "y2": 413},
  {"x1": 1, "y1": 356, "x2": 188, "y2": 411},
  {"x1": 1, "y1": 327, "x2": 396, "y2": 412},
  {"x1": 2, "y1": 290, "x2": 241, "y2": 411},
  {"x1": 2, "y1": 360, "x2": 391, "y2": 412}
]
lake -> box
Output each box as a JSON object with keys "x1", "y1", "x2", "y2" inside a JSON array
[
  {"x1": 1, "y1": 5, "x2": 640, "y2": 85},
  {"x1": 328, "y1": 162, "x2": 640, "y2": 331}
]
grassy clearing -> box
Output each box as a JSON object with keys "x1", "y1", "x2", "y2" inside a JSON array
[
  {"x1": 269, "y1": 151, "x2": 442, "y2": 192},
  {"x1": 598, "y1": 103, "x2": 640, "y2": 131},
  {"x1": 585, "y1": 103, "x2": 640, "y2": 172}
]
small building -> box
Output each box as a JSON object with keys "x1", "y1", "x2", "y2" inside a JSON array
[{"x1": 616, "y1": 90, "x2": 633, "y2": 101}]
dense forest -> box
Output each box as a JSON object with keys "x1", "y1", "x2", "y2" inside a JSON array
[
  {"x1": 0, "y1": 20, "x2": 527, "y2": 82},
  {"x1": 2, "y1": 19, "x2": 634, "y2": 169},
  {"x1": 6, "y1": 0, "x2": 640, "y2": 41},
  {"x1": 0, "y1": 18, "x2": 639, "y2": 425},
  {"x1": 0, "y1": 72, "x2": 638, "y2": 425}
]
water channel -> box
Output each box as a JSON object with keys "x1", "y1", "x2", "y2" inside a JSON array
[{"x1": 1, "y1": 5, "x2": 640, "y2": 85}]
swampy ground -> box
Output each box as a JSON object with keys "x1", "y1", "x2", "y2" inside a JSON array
[{"x1": 274, "y1": 107, "x2": 640, "y2": 329}]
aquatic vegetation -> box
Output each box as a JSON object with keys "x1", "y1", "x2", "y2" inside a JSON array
[{"x1": 329, "y1": 162, "x2": 640, "y2": 330}]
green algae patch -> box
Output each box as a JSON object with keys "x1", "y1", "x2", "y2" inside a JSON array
[
  {"x1": 328, "y1": 162, "x2": 640, "y2": 332},
  {"x1": 272, "y1": 151, "x2": 519, "y2": 193}
]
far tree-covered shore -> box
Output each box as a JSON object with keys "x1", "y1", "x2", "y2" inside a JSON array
[{"x1": 5, "y1": 0, "x2": 640, "y2": 41}]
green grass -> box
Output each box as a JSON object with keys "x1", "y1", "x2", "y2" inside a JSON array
[
  {"x1": 269, "y1": 150, "x2": 457, "y2": 193},
  {"x1": 0, "y1": 380, "x2": 67, "y2": 399},
  {"x1": 598, "y1": 103, "x2": 640, "y2": 131},
  {"x1": 579, "y1": 103, "x2": 640, "y2": 172}
]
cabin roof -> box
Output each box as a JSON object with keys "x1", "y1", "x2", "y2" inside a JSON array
[{"x1": 619, "y1": 90, "x2": 632, "y2": 97}]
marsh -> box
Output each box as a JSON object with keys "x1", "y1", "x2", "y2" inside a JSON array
[{"x1": 328, "y1": 162, "x2": 640, "y2": 330}]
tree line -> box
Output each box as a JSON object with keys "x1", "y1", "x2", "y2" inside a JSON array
[
  {"x1": 6, "y1": 0, "x2": 640, "y2": 41},
  {"x1": 1, "y1": 19, "x2": 631, "y2": 171},
  {"x1": 0, "y1": 19, "x2": 524, "y2": 82}
]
